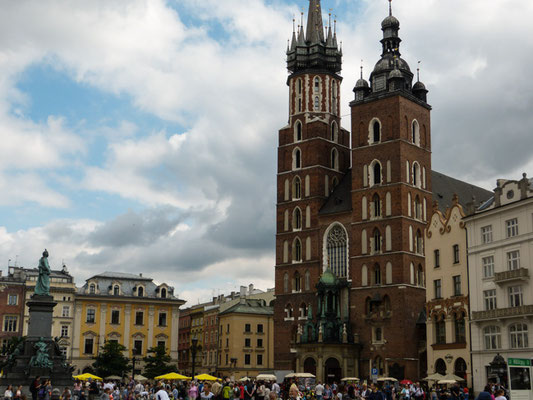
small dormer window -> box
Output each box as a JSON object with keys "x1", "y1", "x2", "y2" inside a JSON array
[
  {"x1": 161, "y1": 288, "x2": 167, "y2": 299},
  {"x1": 113, "y1": 285, "x2": 120, "y2": 296},
  {"x1": 138, "y1": 287, "x2": 144, "y2": 297},
  {"x1": 89, "y1": 284, "x2": 96, "y2": 294}
]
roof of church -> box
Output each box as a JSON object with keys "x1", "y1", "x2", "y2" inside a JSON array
[{"x1": 319, "y1": 169, "x2": 492, "y2": 215}]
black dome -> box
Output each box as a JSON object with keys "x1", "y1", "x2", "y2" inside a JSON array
[
  {"x1": 381, "y1": 15, "x2": 400, "y2": 29},
  {"x1": 413, "y1": 81, "x2": 427, "y2": 91}
]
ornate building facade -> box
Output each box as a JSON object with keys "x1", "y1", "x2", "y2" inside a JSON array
[{"x1": 425, "y1": 197, "x2": 472, "y2": 387}]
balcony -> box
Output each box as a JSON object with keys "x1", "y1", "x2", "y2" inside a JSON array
[
  {"x1": 472, "y1": 305, "x2": 533, "y2": 321},
  {"x1": 494, "y1": 268, "x2": 529, "y2": 284}
]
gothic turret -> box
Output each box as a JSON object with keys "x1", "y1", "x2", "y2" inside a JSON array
[{"x1": 286, "y1": 0, "x2": 342, "y2": 75}]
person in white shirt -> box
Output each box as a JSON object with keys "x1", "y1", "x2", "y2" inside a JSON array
[
  {"x1": 315, "y1": 383, "x2": 325, "y2": 400},
  {"x1": 156, "y1": 385, "x2": 171, "y2": 400}
]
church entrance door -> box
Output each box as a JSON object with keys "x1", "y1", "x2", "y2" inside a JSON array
[{"x1": 325, "y1": 357, "x2": 341, "y2": 384}]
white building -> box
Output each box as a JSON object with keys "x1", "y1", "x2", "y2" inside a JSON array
[{"x1": 465, "y1": 174, "x2": 533, "y2": 392}]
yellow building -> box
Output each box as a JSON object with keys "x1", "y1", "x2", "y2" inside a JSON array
[
  {"x1": 425, "y1": 196, "x2": 471, "y2": 386},
  {"x1": 217, "y1": 298, "x2": 274, "y2": 379},
  {"x1": 20, "y1": 265, "x2": 76, "y2": 359},
  {"x1": 71, "y1": 272, "x2": 184, "y2": 374}
]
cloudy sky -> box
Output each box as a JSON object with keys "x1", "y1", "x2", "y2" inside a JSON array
[{"x1": 1, "y1": 0, "x2": 532, "y2": 304}]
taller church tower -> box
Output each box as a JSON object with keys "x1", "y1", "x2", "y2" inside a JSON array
[{"x1": 274, "y1": 0, "x2": 349, "y2": 373}]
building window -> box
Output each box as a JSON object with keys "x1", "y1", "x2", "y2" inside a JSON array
[
  {"x1": 414, "y1": 196, "x2": 421, "y2": 219},
  {"x1": 225, "y1": 354, "x2": 229, "y2": 365},
  {"x1": 293, "y1": 148, "x2": 302, "y2": 170},
  {"x1": 508, "y1": 286, "x2": 523, "y2": 307},
  {"x1": 295, "y1": 122, "x2": 302, "y2": 142},
  {"x1": 435, "y1": 316, "x2": 446, "y2": 344},
  {"x1": 415, "y1": 230, "x2": 423, "y2": 254},
  {"x1": 283, "y1": 273, "x2": 289, "y2": 293},
  {"x1": 257, "y1": 324, "x2": 264, "y2": 333},
  {"x1": 157, "y1": 340, "x2": 166, "y2": 349},
  {"x1": 326, "y1": 224, "x2": 348, "y2": 278},
  {"x1": 373, "y1": 264, "x2": 382, "y2": 285},
  {"x1": 507, "y1": 250, "x2": 520, "y2": 270},
  {"x1": 482, "y1": 256, "x2": 494, "y2": 278},
  {"x1": 244, "y1": 354, "x2": 251, "y2": 365},
  {"x1": 373, "y1": 194, "x2": 381, "y2": 217},
  {"x1": 137, "y1": 286, "x2": 144, "y2": 297},
  {"x1": 133, "y1": 340, "x2": 143, "y2": 355},
  {"x1": 506, "y1": 218, "x2": 518, "y2": 237},
  {"x1": 158, "y1": 312, "x2": 167, "y2": 327},
  {"x1": 434, "y1": 250, "x2": 440, "y2": 268},
  {"x1": 294, "y1": 272, "x2": 301, "y2": 291},
  {"x1": 373, "y1": 229, "x2": 382, "y2": 253},
  {"x1": 331, "y1": 148, "x2": 338, "y2": 170},
  {"x1": 331, "y1": 122, "x2": 338, "y2": 142},
  {"x1": 509, "y1": 323, "x2": 529, "y2": 349},
  {"x1": 373, "y1": 120, "x2": 380, "y2": 143},
  {"x1": 245, "y1": 323, "x2": 251, "y2": 333},
  {"x1": 62, "y1": 306, "x2": 70, "y2": 317},
  {"x1": 161, "y1": 288, "x2": 167, "y2": 298},
  {"x1": 61, "y1": 325, "x2": 69, "y2": 337},
  {"x1": 244, "y1": 338, "x2": 251, "y2": 348},
  {"x1": 84, "y1": 338, "x2": 94, "y2": 354},
  {"x1": 3, "y1": 316, "x2": 17, "y2": 332},
  {"x1": 481, "y1": 225, "x2": 493, "y2": 244},
  {"x1": 257, "y1": 338, "x2": 263, "y2": 347},
  {"x1": 7, "y1": 294, "x2": 17, "y2": 306},
  {"x1": 412, "y1": 120, "x2": 420, "y2": 145},
  {"x1": 373, "y1": 162, "x2": 382, "y2": 185},
  {"x1": 453, "y1": 275, "x2": 461, "y2": 296},
  {"x1": 111, "y1": 310, "x2": 120, "y2": 325},
  {"x1": 305, "y1": 270, "x2": 310, "y2": 291},
  {"x1": 454, "y1": 313, "x2": 466, "y2": 343},
  {"x1": 86, "y1": 308, "x2": 95, "y2": 324},
  {"x1": 434, "y1": 279, "x2": 442, "y2": 299},
  {"x1": 484, "y1": 289, "x2": 497, "y2": 310},
  {"x1": 89, "y1": 284, "x2": 96, "y2": 294},
  {"x1": 293, "y1": 238, "x2": 302, "y2": 262},
  {"x1": 113, "y1": 285, "x2": 120, "y2": 295},
  {"x1": 293, "y1": 208, "x2": 302, "y2": 230},
  {"x1": 293, "y1": 176, "x2": 301, "y2": 199},
  {"x1": 257, "y1": 354, "x2": 263, "y2": 365},
  {"x1": 135, "y1": 311, "x2": 144, "y2": 326},
  {"x1": 314, "y1": 96, "x2": 319, "y2": 110},
  {"x1": 453, "y1": 244, "x2": 460, "y2": 263},
  {"x1": 484, "y1": 326, "x2": 501, "y2": 350}
]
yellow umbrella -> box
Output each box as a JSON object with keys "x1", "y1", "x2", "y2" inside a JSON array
[
  {"x1": 155, "y1": 372, "x2": 191, "y2": 380},
  {"x1": 73, "y1": 373, "x2": 103, "y2": 381},
  {"x1": 194, "y1": 373, "x2": 220, "y2": 381}
]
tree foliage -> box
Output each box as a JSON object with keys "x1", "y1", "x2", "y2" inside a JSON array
[
  {"x1": 143, "y1": 344, "x2": 177, "y2": 379},
  {"x1": 92, "y1": 341, "x2": 131, "y2": 378}
]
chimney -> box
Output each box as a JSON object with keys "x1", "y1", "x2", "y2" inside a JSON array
[
  {"x1": 248, "y1": 284, "x2": 254, "y2": 294},
  {"x1": 240, "y1": 286, "x2": 246, "y2": 297}
]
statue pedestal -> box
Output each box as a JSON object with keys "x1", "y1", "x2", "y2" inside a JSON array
[
  {"x1": 27, "y1": 295, "x2": 57, "y2": 338},
  {"x1": 0, "y1": 294, "x2": 73, "y2": 389}
]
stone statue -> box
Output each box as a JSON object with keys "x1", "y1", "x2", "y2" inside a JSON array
[
  {"x1": 35, "y1": 249, "x2": 51, "y2": 296},
  {"x1": 29, "y1": 338, "x2": 53, "y2": 369}
]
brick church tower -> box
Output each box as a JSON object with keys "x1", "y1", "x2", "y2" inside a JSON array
[{"x1": 274, "y1": 0, "x2": 431, "y2": 381}]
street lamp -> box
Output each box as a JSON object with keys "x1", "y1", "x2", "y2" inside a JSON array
[
  {"x1": 190, "y1": 337, "x2": 201, "y2": 380},
  {"x1": 132, "y1": 356, "x2": 138, "y2": 381}
]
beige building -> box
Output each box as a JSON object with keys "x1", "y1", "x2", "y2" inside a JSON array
[
  {"x1": 20, "y1": 265, "x2": 76, "y2": 359},
  {"x1": 425, "y1": 196, "x2": 471, "y2": 386},
  {"x1": 217, "y1": 298, "x2": 274, "y2": 379},
  {"x1": 71, "y1": 272, "x2": 184, "y2": 373}
]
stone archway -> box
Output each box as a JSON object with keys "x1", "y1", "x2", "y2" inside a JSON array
[
  {"x1": 324, "y1": 357, "x2": 342, "y2": 384},
  {"x1": 304, "y1": 357, "x2": 317, "y2": 377},
  {"x1": 454, "y1": 358, "x2": 467, "y2": 380},
  {"x1": 435, "y1": 358, "x2": 447, "y2": 375}
]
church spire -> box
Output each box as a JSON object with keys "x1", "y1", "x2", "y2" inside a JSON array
[{"x1": 306, "y1": 0, "x2": 325, "y2": 44}]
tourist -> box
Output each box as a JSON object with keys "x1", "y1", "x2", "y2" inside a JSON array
[
  {"x1": 30, "y1": 377, "x2": 41, "y2": 400},
  {"x1": 288, "y1": 385, "x2": 299, "y2": 400},
  {"x1": 212, "y1": 382, "x2": 222, "y2": 400},
  {"x1": 5, "y1": 384, "x2": 14, "y2": 400},
  {"x1": 200, "y1": 384, "x2": 214, "y2": 400},
  {"x1": 315, "y1": 382, "x2": 324, "y2": 400},
  {"x1": 155, "y1": 385, "x2": 170, "y2": 400}
]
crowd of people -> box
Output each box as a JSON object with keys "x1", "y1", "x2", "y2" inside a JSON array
[{"x1": 1, "y1": 377, "x2": 507, "y2": 400}]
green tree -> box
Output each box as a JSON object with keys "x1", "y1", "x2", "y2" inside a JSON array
[
  {"x1": 143, "y1": 344, "x2": 177, "y2": 379},
  {"x1": 92, "y1": 341, "x2": 131, "y2": 378}
]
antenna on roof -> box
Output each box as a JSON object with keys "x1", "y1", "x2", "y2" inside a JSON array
[
  {"x1": 360, "y1": 60, "x2": 364, "y2": 79},
  {"x1": 417, "y1": 60, "x2": 421, "y2": 81}
]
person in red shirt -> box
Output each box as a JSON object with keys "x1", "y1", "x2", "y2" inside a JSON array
[{"x1": 239, "y1": 383, "x2": 245, "y2": 400}]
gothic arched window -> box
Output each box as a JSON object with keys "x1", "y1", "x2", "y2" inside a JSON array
[
  {"x1": 295, "y1": 121, "x2": 302, "y2": 142},
  {"x1": 373, "y1": 162, "x2": 382, "y2": 185},
  {"x1": 293, "y1": 176, "x2": 301, "y2": 199},
  {"x1": 314, "y1": 77, "x2": 320, "y2": 93},
  {"x1": 373, "y1": 194, "x2": 381, "y2": 217},
  {"x1": 314, "y1": 96, "x2": 319, "y2": 111},
  {"x1": 283, "y1": 273, "x2": 289, "y2": 293},
  {"x1": 331, "y1": 148, "x2": 338, "y2": 170},
  {"x1": 373, "y1": 229, "x2": 382, "y2": 253},
  {"x1": 331, "y1": 121, "x2": 338, "y2": 142},
  {"x1": 293, "y1": 148, "x2": 301, "y2": 170},
  {"x1": 326, "y1": 224, "x2": 348, "y2": 278},
  {"x1": 293, "y1": 238, "x2": 302, "y2": 262},
  {"x1": 373, "y1": 264, "x2": 381, "y2": 285},
  {"x1": 373, "y1": 120, "x2": 381, "y2": 143},
  {"x1": 293, "y1": 208, "x2": 302, "y2": 230}
]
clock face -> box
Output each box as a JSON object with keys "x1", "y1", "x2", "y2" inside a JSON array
[{"x1": 507, "y1": 190, "x2": 514, "y2": 199}]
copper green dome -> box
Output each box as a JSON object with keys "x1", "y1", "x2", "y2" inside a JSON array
[{"x1": 319, "y1": 268, "x2": 339, "y2": 285}]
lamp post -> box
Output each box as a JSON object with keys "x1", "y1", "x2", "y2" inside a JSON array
[
  {"x1": 132, "y1": 356, "x2": 138, "y2": 381},
  {"x1": 190, "y1": 337, "x2": 201, "y2": 380}
]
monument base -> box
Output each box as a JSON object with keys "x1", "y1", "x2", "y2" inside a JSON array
[{"x1": 0, "y1": 295, "x2": 73, "y2": 389}]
